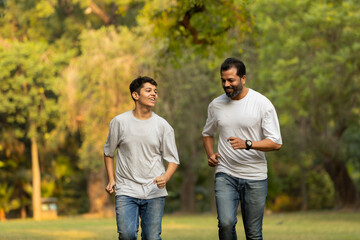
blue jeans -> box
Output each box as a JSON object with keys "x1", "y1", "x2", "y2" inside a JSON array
[
  {"x1": 215, "y1": 172, "x2": 267, "y2": 240},
  {"x1": 115, "y1": 195, "x2": 165, "y2": 240}
]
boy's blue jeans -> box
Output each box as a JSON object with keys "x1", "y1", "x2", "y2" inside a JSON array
[
  {"x1": 115, "y1": 195, "x2": 165, "y2": 240},
  {"x1": 215, "y1": 172, "x2": 267, "y2": 240}
]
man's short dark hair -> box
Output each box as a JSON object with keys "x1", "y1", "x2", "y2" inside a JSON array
[
  {"x1": 129, "y1": 76, "x2": 157, "y2": 101},
  {"x1": 220, "y1": 58, "x2": 246, "y2": 77}
]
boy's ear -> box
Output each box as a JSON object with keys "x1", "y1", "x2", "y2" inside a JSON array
[{"x1": 132, "y1": 91, "x2": 139, "y2": 100}]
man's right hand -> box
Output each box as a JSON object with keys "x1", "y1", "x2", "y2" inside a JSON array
[
  {"x1": 105, "y1": 180, "x2": 116, "y2": 194},
  {"x1": 208, "y1": 153, "x2": 221, "y2": 167}
]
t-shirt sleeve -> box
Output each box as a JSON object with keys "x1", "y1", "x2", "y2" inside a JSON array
[
  {"x1": 162, "y1": 128, "x2": 180, "y2": 165},
  {"x1": 262, "y1": 107, "x2": 282, "y2": 145},
  {"x1": 202, "y1": 102, "x2": 218, "y2": 137},
  {"x1": 103, "y1": 118, "x2": 121, "y2": 157}
]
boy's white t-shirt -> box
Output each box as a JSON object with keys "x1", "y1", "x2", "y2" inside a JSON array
[
  {"x1": 202, "y1": 89, "x2": 282, "y2": 180},
  {"x1": 104, "y1": 111, "x2": 179, "y2": 199}
]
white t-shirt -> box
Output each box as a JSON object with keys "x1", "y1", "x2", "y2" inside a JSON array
[
  {"x1": 202, "y1": 89, "x2": 282, "y2": 180},
  {"x1": 104, "y1": 111, "x2": 180, "y2": 199}
]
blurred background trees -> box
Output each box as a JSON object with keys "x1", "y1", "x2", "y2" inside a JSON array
[
  {"x1": 252, "y1": 0, "x2": 360, "y2": 208},
  {"x1": 0, "y1": 0, "x2": 359, "y2": 219}
]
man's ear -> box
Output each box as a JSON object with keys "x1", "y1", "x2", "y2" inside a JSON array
[
  {"x1": 132, "y1": 91, "x2": 139, "y2": 101},
  {"x1": 241, "y1": 75, "x2": 247, "y2": 84}
]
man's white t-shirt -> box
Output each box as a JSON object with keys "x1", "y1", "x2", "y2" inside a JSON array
[
  {"x1": 104, "y1": 111, "x2": 179, "y2": 199},
  {"x1": 202, "y1": 89, "x2": 282, "y2": 180}
]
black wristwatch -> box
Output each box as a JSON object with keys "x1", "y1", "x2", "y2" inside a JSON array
[{"x1": 245, "y1": 140, "x2": 252, "y2": 150}]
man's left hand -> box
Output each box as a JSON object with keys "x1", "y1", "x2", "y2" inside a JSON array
[{"x1": 227, "y1": 136, "x2": 246, "y2": 150}]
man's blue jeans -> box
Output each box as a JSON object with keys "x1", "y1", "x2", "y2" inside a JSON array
[
  {"x1": 115, "y1": 195, "x2": 165, "y2": 240},
  {"x1": 215, "y1": 172, "x2": 267, "y2": 240}
]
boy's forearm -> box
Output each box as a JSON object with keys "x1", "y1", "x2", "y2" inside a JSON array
[
  {"x1": 104, "y1": 154, "x2": 115, "y2": 182},
  {"x1": 164, "y1": 162, "x2": 178, "y2": 182}
]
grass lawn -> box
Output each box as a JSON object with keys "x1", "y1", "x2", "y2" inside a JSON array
[{"x1": 0, "y1": 211, "x2": 359, "y2": 240}]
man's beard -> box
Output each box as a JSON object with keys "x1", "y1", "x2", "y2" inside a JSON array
[{"x1": 224, "y1": 84, "x2": 243, "y2": 99}]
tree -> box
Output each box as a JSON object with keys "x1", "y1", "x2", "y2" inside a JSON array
[
  {"x1": 252, "y1": 0, "x2": 360, "y2": 208},
  {"x1": 0, "y1": 39, "x2": 70, "y2": 219},
  {"x1": 139, "y1": 0, "x2": 253, "y2": 60}
]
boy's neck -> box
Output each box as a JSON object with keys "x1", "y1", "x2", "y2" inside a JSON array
[{"x1": 132, "y1": 106, "x2": 153, "y2": 120}]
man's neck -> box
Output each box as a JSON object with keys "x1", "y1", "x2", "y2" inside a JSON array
[{"x1": 231, "y1": 87, "x2": 249, "y2": 100}]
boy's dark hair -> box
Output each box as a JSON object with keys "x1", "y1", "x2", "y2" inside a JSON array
[
  {"x1": 220, "y1": 58, "x2": 246, "y2": 77},
  {"x1": 129, "y1": 76, "x2": 157, "y2": 101}
]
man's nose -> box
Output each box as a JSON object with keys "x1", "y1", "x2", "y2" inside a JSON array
[{"x1": 223, "y1": 81, "x2": 231, "y2": 87}]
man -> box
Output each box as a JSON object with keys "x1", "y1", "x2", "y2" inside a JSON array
[
  {"x1": 104, "y1": 76, "x2": 179, "y2": 240},
  {"x1": 202, "y1": 58, "x2": 282, "y2": 240}
]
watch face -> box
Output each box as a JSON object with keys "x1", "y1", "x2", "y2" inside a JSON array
[{"x1": 246, "y1": 140, "x2": 252, "y2": 149}]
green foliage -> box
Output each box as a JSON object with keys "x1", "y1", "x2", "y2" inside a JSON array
[
  {"x1": 0, "y1": 132, "x2": 32, "y2": 218},
  {"x1": 0, "y1": 0, "x2": 111, "y2": 44},
  {"x1": 0, "y1": 183, "x2": 21, "y2": 218},
  {"x1": 251, "y1": 0, "x2": 360, "y2": 207},
  {"x1": 138, "y1": 0, "x2": 253, "y2": 61},
  {"x1": 252, "y1": 0, "x2": 360, "y2": 141},
  {"x1": 306, "y1": 168, "x2": 335, "y2": 209},
  {"x1": 341, "y1": 126, "x2": 360, "y2": 192},
  {"x1": 0, "y1": 39, "x2": 71, "y2": 137},
  {"x1": 54, "y1": 155, "x2": 89, "y2": 215}
]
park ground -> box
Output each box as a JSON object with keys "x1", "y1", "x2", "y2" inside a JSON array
[{"x1": 0, "y1": 210, "x2": 359, "y2": 240}]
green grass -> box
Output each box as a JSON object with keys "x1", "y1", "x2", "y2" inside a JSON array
[{"x1": 0, "y1": 211, "x2": 359, "y2": 240}]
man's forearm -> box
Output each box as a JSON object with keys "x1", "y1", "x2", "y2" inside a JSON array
[
  {"x1": 203, "y1": 136, "x2": 215, "y2": 157},
  {"x1": 252, "y1": 138, "x2": 282, "y2": 152}
]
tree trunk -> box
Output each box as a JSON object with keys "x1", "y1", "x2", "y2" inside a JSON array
[
  {"x1": 180, "y1": 166, "x2": 197, "y2": 213},
  {"x1": 299, "y1": 160, "x2": 308, "y2": 210},
  {"x1": 323, "y1": 157, "x2": 360, "y2": 208},
  {"x1": 31, "y1": 136, "x2": 41, "y2": 220},
  {"x1": 180, "y1": 145, "x2": 198, "y2": 214},
  {"x1": 299, "y1": 118, "x2": 308, "y2": 210},
  {"x1": 87, "y1": 169, "x2": 109, "y2": 214},
  {"x1": 21, "y1": 205, "x2": 27, "y2": 219}
]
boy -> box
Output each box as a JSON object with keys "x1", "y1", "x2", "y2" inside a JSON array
[{"x1": 104, "y1": 76, "x2": 179, "y2": 240}]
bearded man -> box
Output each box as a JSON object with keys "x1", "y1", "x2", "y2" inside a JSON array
[{"x1": 202, "y1": 58, "x2": 282, "y2": 240}]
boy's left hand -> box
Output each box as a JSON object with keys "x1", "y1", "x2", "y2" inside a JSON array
[{"x1": 154, "y1": 175, "x2": 168, "y2": 189}]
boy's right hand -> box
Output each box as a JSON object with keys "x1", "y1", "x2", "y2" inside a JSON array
[{"x1": 105, "y1": 181, "x2": 116, "y2": 194}]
